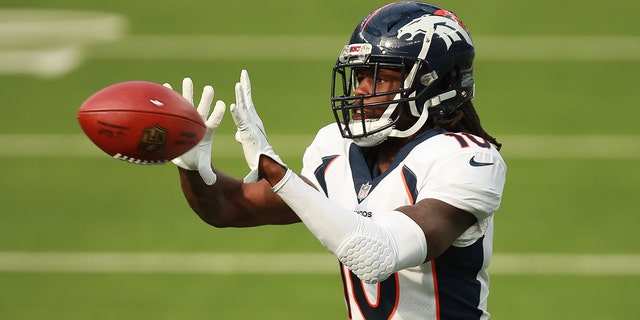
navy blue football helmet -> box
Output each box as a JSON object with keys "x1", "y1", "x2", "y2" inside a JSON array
[{"x1": 331, "y1": 1, "x2": 475, "y2": 146}]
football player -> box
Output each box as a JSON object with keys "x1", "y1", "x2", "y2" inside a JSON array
[{"x1": 168, "y1": 2, "x2": 506, "y2": 319}]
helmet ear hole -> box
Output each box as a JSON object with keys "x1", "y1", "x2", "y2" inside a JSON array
[
  {"x1": 438, "y1": 67, "x2": 459, "y2": 90},
  {"x1": 438, "y1": 71, "x2": 452, "y2": 90}
]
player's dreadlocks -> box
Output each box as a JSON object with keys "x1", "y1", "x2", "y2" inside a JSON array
[{"x1": 431, "y1": 101, "x2": 502, "y2": 151}]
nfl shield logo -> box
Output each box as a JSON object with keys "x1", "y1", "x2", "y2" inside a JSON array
[
  {"x1": 357, "y1": 182, "x2": 372, "y2": 201},
  {"x1": 138, "y1": 124, "x2": 168, "y2": 152}
]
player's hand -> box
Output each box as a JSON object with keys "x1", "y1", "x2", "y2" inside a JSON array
[
  {"x1": 163, "y1": 78, "x2": 225, "y2": 185},
  {"x1": 230, "y1": 69, "x2": 286, "y2": 182}
]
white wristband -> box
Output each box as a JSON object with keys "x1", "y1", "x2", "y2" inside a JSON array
[{"x1": 271, "y1": 168, "x2": 293, "y2": 192}]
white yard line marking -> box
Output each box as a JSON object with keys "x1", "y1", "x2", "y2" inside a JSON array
[
  {"x1": 476, "y1": 35, "x2": 640, "y2": 61},
  {"x1": 490, "y1": 254, "x2": 640, "y2": 275},
  {"x1": 0, "y1": 134, "x2": 638, "y2": 159},
  {"x1": 0, "y1": 252, "x2": 336, "y2": 274},
  {"x1": 89, "y1": 35, "x2": 640, "y2": 61},
  {"x1": 0, "y1": 9, "x2": 125, "y2": 46},
  {"x1": 0, "y1": 252, "x2": 637, "y2": 275},
  {"x1": 500, "y1": 135, "x2": 640, "y2": 159},
  {"x1": 1, "y1": 32, "x2": 637, "y2": 77},
  {"x1": 0, "y1": 9, "x2": 125, "y2": 77},
  {"x1": 1, "y1": 10, "x2": 636, "y2": 78}
]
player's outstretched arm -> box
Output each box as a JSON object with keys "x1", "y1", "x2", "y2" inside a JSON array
[
  {"x1": 177, "y1": 167, "x2": 301, "y2": 227},
  {"x1": 165, "y1": 77, "x2": 300, "y2": 227}
]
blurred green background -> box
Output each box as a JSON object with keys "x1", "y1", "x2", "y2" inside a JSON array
[{"x1": 1, "y1": 0, "x2": 639, "y2": 319}]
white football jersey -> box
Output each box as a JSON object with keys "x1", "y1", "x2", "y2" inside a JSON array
[{"x1": 300, "y1": 123, "x2": 506, "y2": 320}]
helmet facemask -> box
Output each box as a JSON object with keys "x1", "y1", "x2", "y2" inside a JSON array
[{"x1": 331, "y1": 48, "x2": 435, "y2": 147}]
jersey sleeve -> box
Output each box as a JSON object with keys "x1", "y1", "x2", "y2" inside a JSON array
[
  {"x1": 300, "y1": 124, "x2": 342, "y2": 194},
  {"x1": 415, "y1": 144, "x2": 506, "y2": 246},
  {"x1": 416, "y1": 147, "x2": 507, "y2": 222}
]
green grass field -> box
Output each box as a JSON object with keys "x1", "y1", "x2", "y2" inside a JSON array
[{"x1": 1, "y1": 0, "x2": 639, "y2": 319}]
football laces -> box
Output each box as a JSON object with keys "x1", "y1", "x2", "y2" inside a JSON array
[{"x1": 113, "y1": 153, "x2": 168, "y2": 165}]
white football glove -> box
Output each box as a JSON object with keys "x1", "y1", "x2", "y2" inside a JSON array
[
  {"x1": 229, "y1": 69, "x2": 285, "y2": 183},
  {"x1": 163, "y1": 78, "x2": 225, "y2": 185}
]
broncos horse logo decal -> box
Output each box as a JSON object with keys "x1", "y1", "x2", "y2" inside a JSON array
[{"x1": 397, "y1": 14, "x2": 473, "y2": 49}]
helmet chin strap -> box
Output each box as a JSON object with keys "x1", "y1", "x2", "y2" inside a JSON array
[
  {"x1": 389, "y1": 89, "x2": 457, "y2": 138},
  {"x1": 388, "y1": 106, "x2": 430, "y2": 138},
  {"x1": 349, "y1": 101, "x2": 399, "y2": 147}
]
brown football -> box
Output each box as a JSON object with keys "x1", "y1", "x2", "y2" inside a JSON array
[{"x1": 77, "y1": 81, "x2": 205, "y2": 164}]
